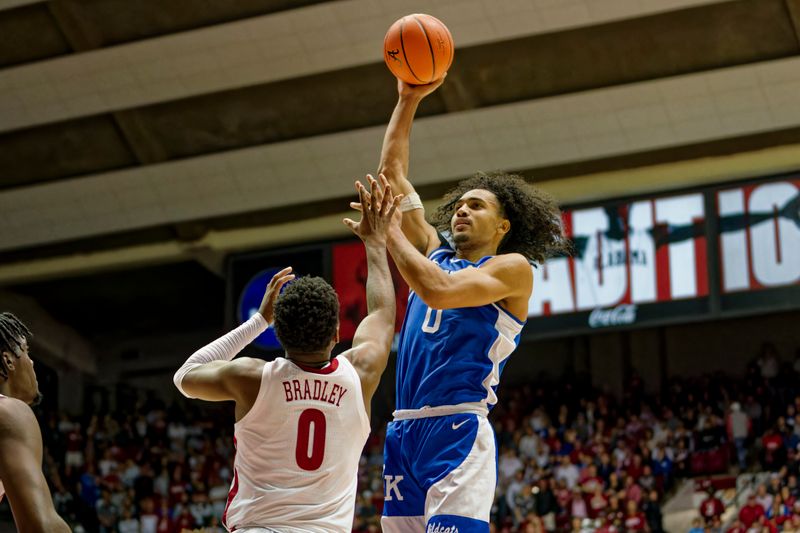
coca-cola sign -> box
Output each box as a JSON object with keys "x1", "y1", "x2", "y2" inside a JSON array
[{"x1": 588, "y1": 304, "x2": 638, "y2": 328}]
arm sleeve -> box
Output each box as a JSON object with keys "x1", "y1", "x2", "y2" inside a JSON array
[{"x1": 173, "y1": 313, "x2": 268, "y2": 398}]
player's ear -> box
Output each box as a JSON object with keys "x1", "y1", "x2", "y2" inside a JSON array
[
  {"x1": 1, "y1": 351, "x2": 14, "y2": 373},
  {"x1": 335, "y1": 323, "x2": 340, "y2": 344},
  {"x1": 497, "y1": 218, "x2": 510, "y2": 236}
]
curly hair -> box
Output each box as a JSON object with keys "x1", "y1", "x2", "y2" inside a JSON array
[
  {"x1": 0, "y1": 312, "x2": 32, "y2": 381},
  {"x1": 429, "y1": 172, "x2": 572, "y2": 264},
  {"x1": 273, "y1": 277, "x2": 339, "y2": 354}
]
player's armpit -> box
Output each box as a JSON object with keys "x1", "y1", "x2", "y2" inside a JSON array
[
  {"x1": 344, "y1": 308, "x2": 395, "y2": 418},
  {"x1": 399, "y1": 202, "x2": 440, "y2": 256},
  {"x1": 0, "y1": 400, "x2": 70, "y2": 533},
  {"x1": 418, "y1": 253, "x2": 532, "y2": 312}
]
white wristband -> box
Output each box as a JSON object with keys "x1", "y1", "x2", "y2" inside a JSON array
[{"x1": 400, "y1": 192, "x2": 424, "y2": 212}]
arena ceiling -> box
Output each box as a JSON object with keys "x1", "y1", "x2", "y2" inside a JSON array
[{"x1": 1, "y1": 0, "x2": 800, "y2": 346}]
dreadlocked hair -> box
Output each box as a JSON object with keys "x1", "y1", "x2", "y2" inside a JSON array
[
  {"x1": 0, "y1": 312, "x2": 32, "y2": 381},
  {"x1": 429, "y1": 172, "x2": 573, "y2": 265},
  {"x1": 273, "y1": 277, "x2": 339, "y2": 354}
]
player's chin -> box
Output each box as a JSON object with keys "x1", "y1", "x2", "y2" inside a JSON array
[
  {"x1": 29, "y1": 390, "x2": 43, "y2": 406},
  {"x1": 452, "y1": 232, "x2": 470, "y2": 245}
]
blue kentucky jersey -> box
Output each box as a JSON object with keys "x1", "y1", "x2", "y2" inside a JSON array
[{"x1": 395, "y1": 244, "x2": 526, "y2": 411}]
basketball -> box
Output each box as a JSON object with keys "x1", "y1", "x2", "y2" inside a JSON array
[{"x1": 383, "y1": 14, "x2": 454, "y2": 85}]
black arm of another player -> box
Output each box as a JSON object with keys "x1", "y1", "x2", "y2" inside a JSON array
[
  {"x1": 342, "y1": 176, "x2": 399, "y2": 419},
  {"x1": 0, "y1": 398, "x2": 71, "y2": 533}
]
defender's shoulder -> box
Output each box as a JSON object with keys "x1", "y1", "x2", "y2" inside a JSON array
[{"x1": 0, "y1": 397, "x2": 36, "y2": 441}]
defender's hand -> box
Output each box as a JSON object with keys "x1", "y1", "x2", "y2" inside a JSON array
[
  {"x1": 344, "y1": 174, "x2": 402, "y2": 243},
  {"x1": 258, "y1": 266, "x2": 295, "y2": 324}
]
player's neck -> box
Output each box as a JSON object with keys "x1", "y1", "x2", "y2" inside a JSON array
[
  {"x1": 0, "y1": 382, "x2": 12, "y2": 398},
  {"x1": 454, "y1": 243, "x2": 498, "y2": 263},
  {"x1": 285, "y1": 352, "x2": 332, "y2": 368}
]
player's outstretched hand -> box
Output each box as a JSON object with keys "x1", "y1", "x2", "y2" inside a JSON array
[
  {"x1": 258, "y1": 266, "x2": 295, "y2": 324},
  {"x1": 344, "y1": 173, "x2": 402, "y2": 244},
  {"x1": 398, "y1": 73, "x2": 446, "y2": 101}
]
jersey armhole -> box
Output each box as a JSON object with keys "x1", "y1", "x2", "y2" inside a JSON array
[
  {"x1": 491, "y1": 302, "x2": 527, "y2": 326},
  {"x1": 427, "y1": 233, "x2": 454, "y2": 262},
  {"x1": 435, "y1": 231, "x2": 454, "y2": 251},
  {"x1": 233, "y1": 361, "x2": 272, "y2": 429},
  {"x1": 340, "y1": 358, "x2": 371, "y2": 436}
]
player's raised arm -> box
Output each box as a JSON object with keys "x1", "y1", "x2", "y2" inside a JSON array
[
  {"x1": 377, "y1": 78, "x2": 445, "y2": 256},
  {"x1": 342, "y1": 175, "x2": 400, "y2": 418},
  {"x1": 0, "y1": 399, "x2": 71, "y2": 533},
  {"x1": 173, "y1": 268, "x2": 295, "y2": 402}
]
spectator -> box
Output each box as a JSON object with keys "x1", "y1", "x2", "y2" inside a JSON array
[
  {"x1": 728, "y1": 402, "x2": 752, "y2": 470},
  {"x1": 688, "y1": 517, "x2": 705, "y2": 533},
  {"x1": 499, "y1": 446, "x2": 524, "y2": 487},
  {"x1": 623, "y1": 500, "x2": 646, "y2": 532},
  {"x1": 519, "y1": 426, "x2": 539, "y2": 460},
  {"x1": 587, "y1": 486, "x2": 607, "y2": 519},
  {"x1": 638, "y1": 465, "x2": 656, "y2": 492},
  {"x1": 569, "y1": 489, "x2": 588, "y2": 519},
  {"x1": 765, "y1": 494, "x2": 790, "y2": 526},
  {"x1": 140, "y1": 498, "x2": 158, "y2": 533},
  {"x1": 768, "y1": 474, "x2": 783, "y2": 496},
  {"x1": 513, "y1": 484, "x2": 537, "y2": 527},
  {"x1": 118, "y1": 507, "x2": 139, "y2": 533},
  {"x1": 535, "y1": 478, "x2": 558, "y2": 531},
  {"x1": 174, "y1": 506, "x2": 195, "y2": 531},
  {"x1": 700, "y1": 488, "x2": 725, "y2": 523},
  {"x1": 624, "y1": 475, "x2": 643, "y2": 505},
  {"x1": 605, "y1": 495, "x2": 624, "y2": 528},
  {"x1": 708, "y1": 515, "x2": 724, "y2": 533},
  {"x1": 506, "y1": 471, "x2": 526, "y2": 512},
  {"x1": 740, "y1": 494, "x2": 767, "y2": 527},
  {"x1": 555, "y1": 455, "x2": 580, "y2": 489},
  {"x1": 726, "y1": 519, "x2": 746, "y2": 533},
  {"x1": 652, "y1": 446, "x2": 673, "y2": 484},
  {"x1": 758, "y1": 343, "x2": 780, "y2": 382},
  {"x1": 155, "y1": 502, "x2": 171, "y2": 533},
  {"x1": 762, "y1": 427, "x2": 786, "y2": 470},
  {"x1": 642, "y1": 489, "x2": 664, "y2": 533},
  {"x1": 756, "y1": 483, "x2": 775, "y2": 512},
  {"x1": 580, "y1": 465, "x2": 603, "y2": 494},
  {"x1": 95, "y1": 490, "x2": 119, "y2": 533},
  {"x1": 52, "y1": 478, "x2": 76, "y2": 523}
]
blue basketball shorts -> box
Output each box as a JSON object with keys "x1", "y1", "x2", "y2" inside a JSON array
[{"x1": 381, "y1": 413, "x2": 496, "y2": 532}]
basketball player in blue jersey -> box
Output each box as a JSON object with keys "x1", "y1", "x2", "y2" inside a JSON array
[{"x1": 366, "y1": 79, "x2": 571, "y2": 531}]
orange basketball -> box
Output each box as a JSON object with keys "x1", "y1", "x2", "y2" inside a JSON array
[{"x1": 383, "y1": 14, "x2": 454, "y2": 85}]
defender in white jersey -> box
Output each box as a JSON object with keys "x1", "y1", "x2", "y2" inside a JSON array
[
  {"x1": 174, "y1": 177, "x2": 402, "y2": 532},
  {"x1": 366, "y1": 79, "x2": 572, "y2": 531},
  {"x1": 0, "y1": 312, "x2": 71, "y2": 532}
]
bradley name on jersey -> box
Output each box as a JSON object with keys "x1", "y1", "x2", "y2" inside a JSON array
[{"x1": 281, "y1": 377, "x2": 348, "y2": 407}]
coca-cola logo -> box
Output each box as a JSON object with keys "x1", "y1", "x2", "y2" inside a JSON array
[{"x1": 588, "y1": 304, "x2": 638, "y2": 328}]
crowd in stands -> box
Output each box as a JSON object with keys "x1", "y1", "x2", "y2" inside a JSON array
[
  {"x1": 29, "y1": 398, "x2": 233, "y2": 533},
  {"x1": 691, "y1": 343, "x2": 800, "y2": 533},
  {"x1": 1, "y1": 342, "x2": 799, "y2": 532}
]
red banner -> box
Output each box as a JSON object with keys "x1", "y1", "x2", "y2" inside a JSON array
[{"x1": 332, "y1": 241, "x2": 409, "y2": 341}]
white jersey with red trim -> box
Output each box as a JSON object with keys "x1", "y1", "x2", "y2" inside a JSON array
[{"x1": 222, "y1": 356, "x2": 370, "y2": 533}]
